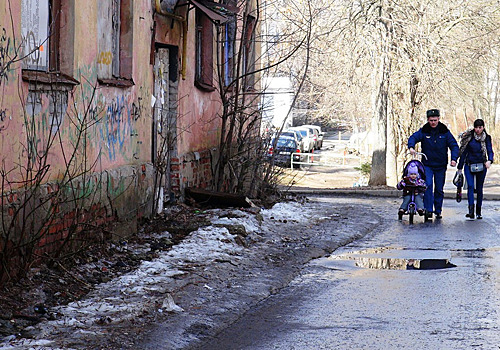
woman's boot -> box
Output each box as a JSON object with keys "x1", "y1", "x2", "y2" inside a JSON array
[
  {"x1": 476, "y1": 206, "x2": 482, "y2": 219},
  {"x1": 466, "y1": 204, "x2": 475, "y2": 219}
]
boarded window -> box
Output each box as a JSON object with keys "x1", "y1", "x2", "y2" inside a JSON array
[
  {"x1": 98, "y1": 0, "x2": 120, "y2": 79},
  {"x1": 20, "y1": 0, "x2": 78, "y2": 83},
  {"x1": 97, "y1": 0, "x2": 133, "y2": 82}
]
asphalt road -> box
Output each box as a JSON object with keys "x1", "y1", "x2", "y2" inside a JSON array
[{"x1": 195, "y1": 196, "x2": 500, "y2": 350}]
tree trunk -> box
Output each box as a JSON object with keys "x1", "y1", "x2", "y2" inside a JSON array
[{"x1": 369, "y1": 51, "x2": 391, "y2": 186}]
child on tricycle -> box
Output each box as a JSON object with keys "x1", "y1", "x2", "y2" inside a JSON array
[{"x1": 397, "y1": 160, "x2": 427, "y2": 222}]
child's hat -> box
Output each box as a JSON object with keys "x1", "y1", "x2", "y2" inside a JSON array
[{"x1": 408, "y1": 163, "x2": 419, "y2": 175}]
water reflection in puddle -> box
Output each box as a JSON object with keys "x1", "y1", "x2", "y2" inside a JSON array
[{"x1": 317, "y1": 247, "x2": 457, "y2": 270}]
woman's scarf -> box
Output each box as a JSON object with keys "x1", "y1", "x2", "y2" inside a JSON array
[{"x1": 459, "y1": 128, "x2": 488, "y2": 161}]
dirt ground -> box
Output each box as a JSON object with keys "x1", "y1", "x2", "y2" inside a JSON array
[
  {"x1": 280, "y1": 165, "x2": 360, "y2": 189},
  {"x1": 0, "y1": 206, "x2": 214, "y2": 339},
  {"x1": 277, "y1": 163, "x2": 395, "y2": 194}
]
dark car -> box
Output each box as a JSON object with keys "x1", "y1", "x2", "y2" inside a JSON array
[
  {"x1": 281, "y1": 130, "x2": 305, "y2": 152},
  {"x1": 267, "y1": 135, "x2": 301, "y2": 167}
]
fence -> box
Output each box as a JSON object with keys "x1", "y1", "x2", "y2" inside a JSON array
[{"x1": 290, "y1": 152, "x2": 362, "y2": 168}]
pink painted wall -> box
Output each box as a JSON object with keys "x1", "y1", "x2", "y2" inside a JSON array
[
  {"x1": 154, "y1": 10, "x2": 223, "y2": 157},
  {"x1": 0, "y1": 0, "x2": 155, "y2": 186},
  {"x1": 1, "y1": 0, "x2": 226, "y2": 194}
]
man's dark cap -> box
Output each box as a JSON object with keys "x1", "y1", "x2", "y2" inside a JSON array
[{"x1": 426, "y1": 109, "x2": 440, "y2": 118}]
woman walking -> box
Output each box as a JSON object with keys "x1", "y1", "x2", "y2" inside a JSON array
[{"x1": 457, "y1": 119, "x2": 494, "y2": 219}]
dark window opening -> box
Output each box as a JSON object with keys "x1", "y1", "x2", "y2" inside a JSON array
[
  {"x1": 243, "y1": 15, "x2": 256, "y2": 91},
  {"x1": 195, "y1": 8, "x2": 215, "y2": 92}
]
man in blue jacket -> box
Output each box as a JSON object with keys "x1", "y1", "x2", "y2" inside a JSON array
[{"x1": 408, "y1": 109, "x2": 459, "y2": 220}]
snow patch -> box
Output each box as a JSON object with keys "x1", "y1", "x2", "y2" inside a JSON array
[{"x1": 1, "y1": 202, "x2": 316, "y2": 348}]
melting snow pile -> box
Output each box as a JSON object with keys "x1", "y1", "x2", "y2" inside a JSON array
[{"x1": 1, "y1": 201, "x2": 316, "y2": 349}]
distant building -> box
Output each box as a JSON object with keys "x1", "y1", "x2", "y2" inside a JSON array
[{"x1": 261, "y1": 77, "x2": 294, "y2": 132}]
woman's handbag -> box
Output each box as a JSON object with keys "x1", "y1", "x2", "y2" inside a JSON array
[
  {"x1": 453, "y1": 171, "x2": 464, "y2": 202},
  {"x1": 469, "y1": 163, "x2": 484, "y2": 173}
]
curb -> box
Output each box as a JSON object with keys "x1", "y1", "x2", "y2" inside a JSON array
[{"x1": 285, "y1": 188, "x2": 500, "y2": 201}]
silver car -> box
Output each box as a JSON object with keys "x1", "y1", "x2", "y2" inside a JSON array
[
  {"x1": 302, "y1": 125, "x2": 324, "y2": 149},
  {"x1": 288, "y1": 127, "x2": 315, "y2": 152}
]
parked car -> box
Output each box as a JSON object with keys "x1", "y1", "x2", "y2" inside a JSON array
[
  {"x1": 267, "y1": 135, "x2": 301, "y2": 167},
  {"x1": 288, "y1": 127, "x2": 315, "y2": 152},
  {"x1": 298, "y1": 126, "x2": 319, "y2": 150},
  {"x1": 302, "y1": 124, "x2": 324, "y2": 149},
  {"x1": 281, "y1": 129, "x2": 305, "y2": 152},
  {"x1": 306, "y1": 127, "x2": 319, "y2": 150}
]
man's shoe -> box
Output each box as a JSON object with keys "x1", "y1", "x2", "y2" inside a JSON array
[
  {"x1": 424, "y1": 212, "x2": 433, "y2": 222},
  {"x1": 417, "y1": 209, "x2": 425, "y2": 216},
  {"x1": 435, "y1": 213, "x2": 442, "y2": 219}
]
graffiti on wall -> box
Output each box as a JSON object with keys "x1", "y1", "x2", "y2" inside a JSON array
[
  {"x1": 1, "y1": 27, "x2": 16, "y2": 133},
  {"x1": 97, "y1": 51, "x2": 113, "y2": 66},
  {"x1": 70, "y1": 64, "x2": 148, "y2": 163},
  {"x1": 20, "y1": 90, "x2": 69, "y2": 163},
  {"x1": 77, "y1": 65, "x2": 99, "y2": 99},
  {"x1": 96, "y1": 88, "x2": 148, "y2": 162},
  {"x1": 2, "y1": 51, "x2": 149, "y2": 163},
  {"x1": 0, "y1": 27, "x2": 13, "y2": 85},
  {"x1": 99, "y1": 96, "x2": 132, "y2": 161}
]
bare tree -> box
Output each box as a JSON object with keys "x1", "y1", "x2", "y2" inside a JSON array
[
  {"x1": 209, "y1": 0, "x2": 319, "y2": 197},
  {"x1": 268, "y1": 0, "x2": 500, "y2": 185}
]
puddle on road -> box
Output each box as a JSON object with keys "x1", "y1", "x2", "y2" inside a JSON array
[{"x1": 318, "y1": 247, "x2": 457, "y2": 270}]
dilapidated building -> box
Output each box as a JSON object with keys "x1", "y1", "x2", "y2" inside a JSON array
[{"x1": 0, "y1": 0, "x2": 260, "y2": 282}]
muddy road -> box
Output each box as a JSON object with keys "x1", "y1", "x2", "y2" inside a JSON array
[{"x1": 193, "y1": 197, "x2": 500, "y2": 350}]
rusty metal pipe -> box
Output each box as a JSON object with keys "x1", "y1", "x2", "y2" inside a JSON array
[
  {"x1": 154, "y1": 0, "x2": 184, "y2": 21},
  {"x1": 155, "y1": 0, "x2": 188, "y2": 79}
]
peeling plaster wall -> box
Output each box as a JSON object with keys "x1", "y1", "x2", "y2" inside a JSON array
[
  {"x1": 154, "y1": 8, "x2": 223, "y2": 193},
  {"x1": 0, "y1": 0, "x2": 156, "y2": 276},
  {"x1": 154, "y1": 11, "x2": 223, "y2": 155},
  {"x1": 177, "y1": 9, "x2": 222, "y2": 155},
  {"x1": 0, "y1": 0, "x2": 228, "y2": 244}
]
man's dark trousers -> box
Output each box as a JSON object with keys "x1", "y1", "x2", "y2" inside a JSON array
[{"x1": 424, "y1": 166, "x2": 446, "y2": 214}]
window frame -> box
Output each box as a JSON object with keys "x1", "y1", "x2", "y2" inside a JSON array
[
  {"x1": 97, "y1": 0, "x2": 134, "y2": 88},
  {"x1": 242, "y1": 14, "x2": 256, "y2": 91},
  {"x1": 21, "y1": 0, "x2": 79, "y2": 86},
  {"x1": 194, "y1": 8, "x2": 215, "y2": 92}
]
